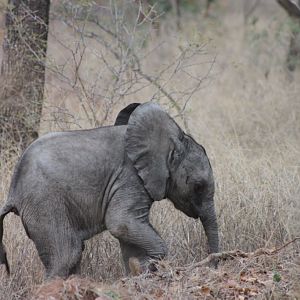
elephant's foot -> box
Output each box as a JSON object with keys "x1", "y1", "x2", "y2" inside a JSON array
[
  {"x1": 128, "y1": 256, "x2": 160, "y2": 276},
  {"x1": 128, "y1": 257, "x2": 142, "y2": 275}
]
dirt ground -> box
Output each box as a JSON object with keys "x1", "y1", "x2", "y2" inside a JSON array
[{"x1": 33, "y1": 242, "x2": 300, "y2": 299}]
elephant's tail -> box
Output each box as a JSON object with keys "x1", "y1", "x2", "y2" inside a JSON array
[
  {"x1": 0, "y1": 204, "x2": 13, "y2": 274},
  {"x1": 114, "y1": 103, "x2": 141, "y2": 125}
]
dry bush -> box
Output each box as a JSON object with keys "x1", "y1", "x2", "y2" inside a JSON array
[
  {"x1": 0, "y1": 0, "x2": 300, "y2": 299},
  {"x1": 42, "y1": 0, "x2": 213, "y2": 133}
]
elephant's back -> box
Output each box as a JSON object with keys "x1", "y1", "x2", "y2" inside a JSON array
[{"x1": 7, "y1": 126, "x2": 127, "y2": 210}]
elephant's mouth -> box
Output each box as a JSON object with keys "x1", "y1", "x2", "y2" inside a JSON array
[
  {"x1": 173, "y1": 200, "x2": 199, "y2": 219},
  {"x1": 188, "y1": 210, "x2": 200, "y2": 219}
]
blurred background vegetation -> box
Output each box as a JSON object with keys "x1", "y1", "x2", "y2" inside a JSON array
[{"x1": 0, "y1": 0, "x2": 299, "y2": 299}]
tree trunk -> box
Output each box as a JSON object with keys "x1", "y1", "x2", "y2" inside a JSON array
[
  {"x1": 0, "y1": 0, "x2": 50, "y2": 153},
  {"x1": 277, "y1": 0, "x2": 300, "y2": 71}
]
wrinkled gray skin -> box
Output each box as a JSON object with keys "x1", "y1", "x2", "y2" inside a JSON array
[{"x1": 0, "y1": 102, "x2": 219, "y2": 278}]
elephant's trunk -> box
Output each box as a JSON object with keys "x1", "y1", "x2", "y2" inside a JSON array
[{"x1": 198, "y1": 200, "x2": 219, "y2": 254}]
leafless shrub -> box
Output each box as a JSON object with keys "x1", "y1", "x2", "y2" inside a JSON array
[{"x1": 42, "y1": 0, "x2": 215, "y2": 132}]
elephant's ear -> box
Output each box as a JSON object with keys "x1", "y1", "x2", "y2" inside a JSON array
[{"x1": 125, "y1": 102, "x2": 183, "y2": 201}]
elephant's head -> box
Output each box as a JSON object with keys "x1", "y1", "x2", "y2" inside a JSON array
[{"x1": 125, "y1": 102, "x2": 219, "y2": 255}]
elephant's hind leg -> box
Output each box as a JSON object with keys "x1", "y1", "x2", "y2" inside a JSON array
[
  {"x1": 23, "y1": 209, "x2": 83, "y2": 278},
  {"x1": 46, "y1": 233, "x2": 83, "y2": 278}
]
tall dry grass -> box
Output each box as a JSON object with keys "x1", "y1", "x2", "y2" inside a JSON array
[{"x1": 0, "y1": 0, "x2": 299, "y2": 299}]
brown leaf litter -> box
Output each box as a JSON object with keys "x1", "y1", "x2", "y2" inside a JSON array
[{"x1": 32, "y1": 238, "x2": 300, "y2": 300}]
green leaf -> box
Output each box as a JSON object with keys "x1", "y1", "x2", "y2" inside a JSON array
[
  {"x1": 104, "y1": 290, "x2": 120, "y2": 300},
  {"x1": 273, "y1": 272, "x2": 281, "y2": 283}
]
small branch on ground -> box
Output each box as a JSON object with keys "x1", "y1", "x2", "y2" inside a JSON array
[{"x1": 184, "y1": 237, "x2": 300, "y2": 271}]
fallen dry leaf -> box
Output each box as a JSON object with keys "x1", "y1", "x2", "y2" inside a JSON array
[{"x1": 200, "y1": 285, "x2": 211, "y2": 295}]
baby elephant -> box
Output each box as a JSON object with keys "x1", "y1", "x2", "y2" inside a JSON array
[{"x1": 0, "y1": 102, "x2": 219, "y2": 278}]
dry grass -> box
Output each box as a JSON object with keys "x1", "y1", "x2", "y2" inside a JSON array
[
  {"x1": 0, "y1": 0, "x2": 300, "y2": 299},
  {"x1": 28, "y1": 246, "x2": 300, "y2": 299}
]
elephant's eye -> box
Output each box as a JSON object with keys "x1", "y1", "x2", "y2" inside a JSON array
[{"x1": 194, "y1": 181, "x2": 205, "y2": 194}]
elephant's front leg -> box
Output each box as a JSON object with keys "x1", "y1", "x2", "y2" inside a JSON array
[
  {"x1": 115, "y1": 223, "x2": 167, "y2": 274},
  {"x1": 119, "y1": 241, "x2": 146, "y2": 274},
  {"x1": 105, "y1": 208, "x2": 167, "y2": 274}
]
